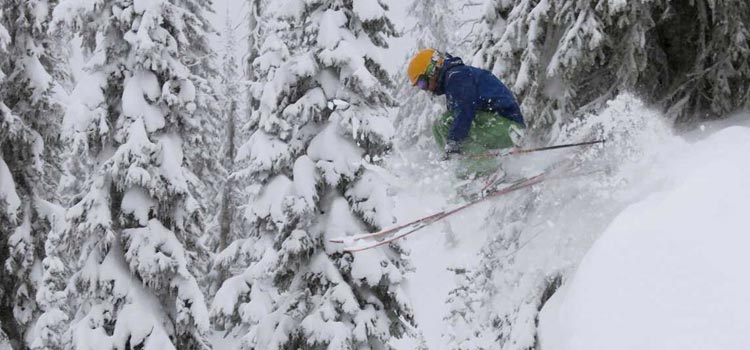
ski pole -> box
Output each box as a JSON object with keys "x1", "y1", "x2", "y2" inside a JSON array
[{"x1": 469, "y1": 139, "x2": 605, "y2": 159}]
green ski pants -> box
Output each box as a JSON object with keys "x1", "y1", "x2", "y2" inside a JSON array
[{"x1": 433, "y1": 111, "x2": 525, "y2": 178}]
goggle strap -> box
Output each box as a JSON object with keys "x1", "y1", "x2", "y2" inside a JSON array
[{"x1": 425, "y1": 52, "x2": 443, "y2": 79}]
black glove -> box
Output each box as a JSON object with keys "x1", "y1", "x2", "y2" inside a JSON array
[{"x1": 442, "y1": 140, "x2": 461, "y2": 160}]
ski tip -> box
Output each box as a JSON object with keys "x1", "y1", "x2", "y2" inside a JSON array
[
  {"x1": 342, "y1": 242, "x2": 383, "y2": 253},
  {"x1": 328, "y1": 236, "x2": 359, "y2": 246},
  {"x1": 341, "y1": 244, "x2": 370, "y2": 253}
]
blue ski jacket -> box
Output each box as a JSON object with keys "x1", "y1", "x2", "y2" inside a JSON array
[{"x1": 433, "y1": 55, "x2": 525, "y2": 142}]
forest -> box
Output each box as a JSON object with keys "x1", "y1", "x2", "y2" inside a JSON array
[{"x1": 1, "y1": 0, "x2": 749, "y2": 349}]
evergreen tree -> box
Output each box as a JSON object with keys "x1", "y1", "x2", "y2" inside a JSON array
[
  {"x1": 51, "y1": 0, "x2": 215, "y2": 348},
  {"x1": 0, "y1": 329, "x2": 8, "y2": 350},
  {"x1": 181, "y1": 0, "x2": 223, "y2": 229},
  {"x1": 0, "y1": 1, "x2": 66, "y2": 348},
  {"x1": 0, "y1": 16, "x2": 15, "y2": 350},
  {"x1": 210, "y1": 1, "x2": 415, "y2": 349},
  {"x1": 207, "y1": 12, "x2": 247, "y2": 296},
  {"x1": 443, "y1": 196, "x2": 535, "y2": 350},
  {"x1": 245, "y1": 0, "x2": 262, "y2": 114},
  {"x1": 208, "y1": 1, "x2": 264, "y2": 301},
  {"x1": 474, "y1": 0, "x2": 750, "y2": 138},
  {"x1": 178, "y1": 0, "x2": 224, "y2": 299},
  {"x1": 30, "y1": 200, "x2": 68, "y2": 350}
]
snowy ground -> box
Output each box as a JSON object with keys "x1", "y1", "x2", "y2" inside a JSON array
[{"x1": 539, "y1": 123, "x2": 750, "y2": 350}]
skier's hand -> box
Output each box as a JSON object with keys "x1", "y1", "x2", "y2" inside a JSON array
[{"x1": 442, "y1": 140, "x2": 461, "y2": 160}]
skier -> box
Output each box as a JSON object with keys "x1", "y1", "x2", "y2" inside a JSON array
[{"x1": 407, "y1": 49, "x2": 526, "y2": 168}]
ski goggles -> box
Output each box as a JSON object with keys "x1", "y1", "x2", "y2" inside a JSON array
[{"x1": 416, "y1": 74, "x2": 430, "y2": 90}]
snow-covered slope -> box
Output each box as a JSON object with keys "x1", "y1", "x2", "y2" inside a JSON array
[{"x1": 539, "y1": 124, "x2": 750, "y2": 350}]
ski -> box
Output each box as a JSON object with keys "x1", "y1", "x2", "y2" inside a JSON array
[
  {"x1": 328, "y1": 165, "x2": 556, "y2": 246},
  {"x1": 334, "y1": 158, "x2": 607, "y2": 253},
  {"x1": 333, "y1": 157, "x2": 579, "y2": 252},
  {"x1": 328, "y1": 209, "x2": 448, "y2": 244},
  {"x1": 474, "y1": 153, "x2": 578, "y2": 199},
  {"x1": 338, "y1": 171, "x2": 550, "y2": 252}
]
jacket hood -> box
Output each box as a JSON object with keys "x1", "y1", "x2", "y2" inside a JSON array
[{"x1": 433, "y1": 54, "x2": 464, "y2": 96}]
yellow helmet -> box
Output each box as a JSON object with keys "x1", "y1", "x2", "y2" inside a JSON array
[{"x1": 407, "y1": 48, "x2": 442, "y2": 86}]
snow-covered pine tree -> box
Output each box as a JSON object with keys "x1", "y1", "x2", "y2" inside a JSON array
[
  {"x1": 0, "y1": 328, "x2": 8, "y2": 350},
  {"x1": 653, "y1": 0, "x2": 750, "y2": 123},
  {"x1": 180, "y1": 0, "x2": 223, "y2": 229},
  {"x1": 51, "y1": 0, "x2": 214, "y2": 348},
  {"x1": 0, "y1": 1, "x2": 67, "y2": 348},
  {"x1": 207, "y1": 1, "x2": 265, "y2": 300},
  {"x1": 245, "y1": 0, "x2": 262, "y2": 114},
  {"x1": 175, "y1": 0, "x2": 224, "y2": 299},
  {"x1": 474, "y1": 0, "x2": 750, "y2": 138},
  {"x1": 442, "y1": 266, "x2": 480, "y2": 349},
  {"x1": 442, "y1": 195, "x2": 536, "y2": 350},
  {"x1": 393, "y1": 0, "x2": 456, "y2": 150},
  {"x1": 30, "y1": 200, "x2": 68, "y2": 350},
  {"x1": 207, "y1": 12, "x2": 247, "y2": 296},
  {"x1": 210, "y1": 1, "x2": 415, "y2": 348},
  {"x1": 0, "y1": 14, "x2": 14, "y2": 350}
]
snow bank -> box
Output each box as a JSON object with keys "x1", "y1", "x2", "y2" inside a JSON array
[{"x1": 539, "y1": 125, "x2": 750, "y2": 350}]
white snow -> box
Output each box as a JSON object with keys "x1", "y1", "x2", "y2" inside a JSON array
[
  {"x1": 74, "y1": 241, "x2": 176, "y2": 350},
  {"x1": 248, "y1": 175, "x2": 293, "y2": 227},
  {"x1": 292, "y1": 155, "x2": 319, "y2": 211},
  {"x1": 21, "y1": 55, "x2": 53, "y2": 102},
  {"x1": 123, "y1": 219, "x2": 189, "y2": 288},
  {"x1": 350, "y1": 246, "x2": 402, "y2": 286},
  {"x1": 121, "y1": 187, "x2": 155, "y2": 225},
  {"x1": 62, "y1": 71, "x2": 108, "y2": 139},
  {"x1": 608, "y1": 0, "x2": 628, "y2": 14},
  {"x1": 266, "y1": 0, "x2": 305, "y2": 21},
  {"x1": 112, "y1": 118, "x2": 158, "y2": 187},
  {"x1": 317, "y1": 69, "x2": 341, "y2": 98},
  {"x1": 346, "y1": 169, "x2": 395, "y2": 228},
  {"x1": 282, "y1": 87, "x2": 327, "y2": 124},
  {"x1": 353, "y1": 0, "x2": 386, "y2": 22},
  {"x1": 322, "y1": 196, "x2": 367, "y2": 253},
  {"x1": 156, "y1": 133, "x2": 188, "y2": 193},
  {"x1": 236, "y1": 130, "x2": 290, "y2": 174},
  {"x1": 317, "y1": 10, "x2": 348, "y2": 50},
  {"x1": 178, "y1": 79, "x2": 196, "y2": 103},
  {"x1": 539, "y1": 125, "x2": 750, "y2": 350},
  {"x1": 134, "y1": 0, "x2": 163, "y2": 14},
  {"x1": 0, "y1": 157, "x2": 21, "y2": 217},
  {"x1": 122, "y1": 70, "x2": 165, "y2": 133},
  {"x1": 0, "y1": 21, "x2": 9, "y2": 54},
  {"x1": 307, "y1": 123, "x2": 364, "y2": 186}
]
